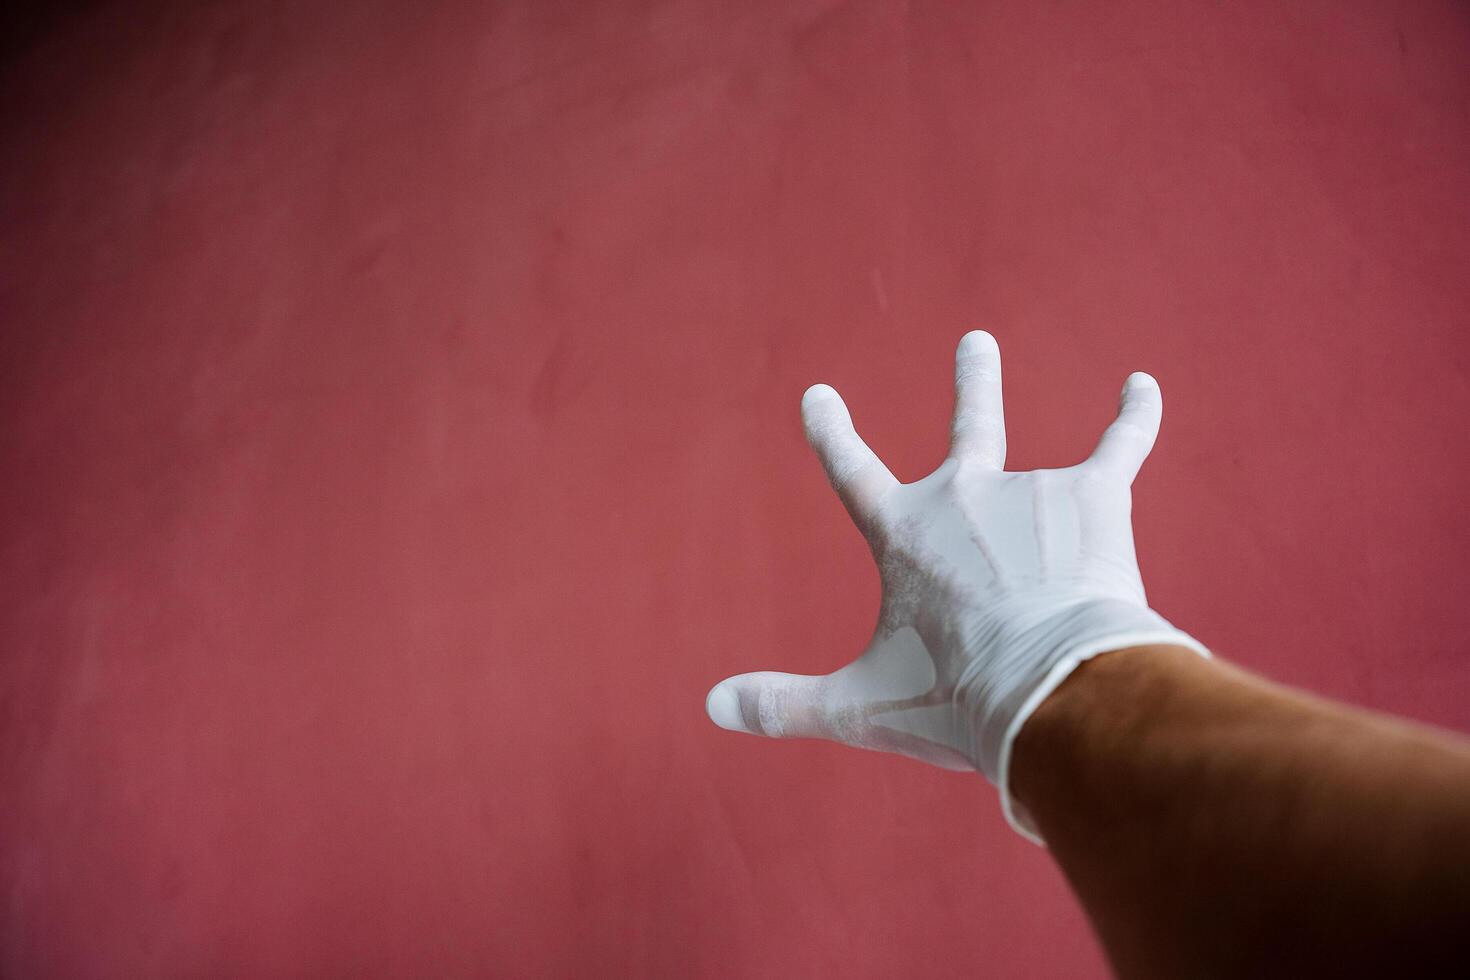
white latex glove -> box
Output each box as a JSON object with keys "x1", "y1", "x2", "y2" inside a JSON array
[{"x1": 705, "y1": 331, "x2": 1208, "y2": 843}]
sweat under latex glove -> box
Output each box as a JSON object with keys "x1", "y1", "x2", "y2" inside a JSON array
[{"x1": 704, "y1": 331, "x2": 1208, "y2": 843}]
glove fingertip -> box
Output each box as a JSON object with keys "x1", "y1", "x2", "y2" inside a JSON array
[{"x1": 706, "y1": 682, "x2": 750, "y2": 734}]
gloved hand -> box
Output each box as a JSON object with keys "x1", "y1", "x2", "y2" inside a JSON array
[{"x1": 704, "y1": 331, "x2": 1208, "y2": 843}]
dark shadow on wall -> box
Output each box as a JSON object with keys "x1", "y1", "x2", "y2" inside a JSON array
[{"x1": 0, "y1": 0, "x2": 104, "y2": 65}]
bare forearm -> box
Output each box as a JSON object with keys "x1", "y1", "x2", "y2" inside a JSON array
[{"x1": 1011, "y1": 645, "x2": 1470, "y2": 979}]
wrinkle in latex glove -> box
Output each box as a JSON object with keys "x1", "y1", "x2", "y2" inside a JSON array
[{"x1": 705, "y1": 332, "x2": 1208, "y2": 844}]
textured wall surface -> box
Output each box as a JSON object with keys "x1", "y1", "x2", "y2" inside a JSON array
[{"x1": 3, "y1": 1, "x2": 1469, "y2": 976}]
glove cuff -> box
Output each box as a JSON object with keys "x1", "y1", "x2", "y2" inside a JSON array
[{"x1": 960, "y1": 600, "x2": 1210, "y2": 845}]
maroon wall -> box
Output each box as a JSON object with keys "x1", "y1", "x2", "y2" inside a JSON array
[{"x1": 3, "y1": 1, "x2": 1469, "y2": 976}]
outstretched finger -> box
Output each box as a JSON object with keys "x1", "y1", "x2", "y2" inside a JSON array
[
  {"x1": 802, "y1": 383, "x2": 898, "y2": 527},
  {"x1": 948, "y1": 330, "x2": 1006, "y2": 469},
  {"x1": 1086, "y1": 372, "x2": 1163, "y2": 483},
  {"x1": 706, "y1": 671, "x2": 835, "y2": 740}
]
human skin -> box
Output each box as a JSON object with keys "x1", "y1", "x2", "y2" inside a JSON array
[{"x1": 1010, "y1": 643, "x2": 1470, "y2": 979}]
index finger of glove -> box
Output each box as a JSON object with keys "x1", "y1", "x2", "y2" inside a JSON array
[{"x1": 802, "y1": 383, "x2": 898, "y2": 528}]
